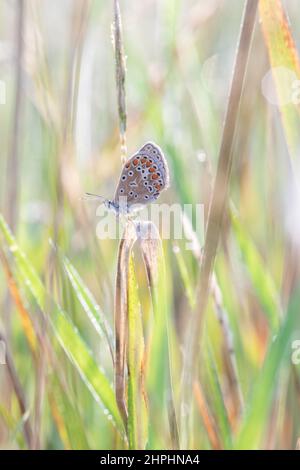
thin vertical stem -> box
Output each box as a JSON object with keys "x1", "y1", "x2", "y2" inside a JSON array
[
  {"x1": 190, "y1": 0, "x2": 258, "y2": 375},
  {"x1": 113, "y1": 0, "x2": 127, "y2": 163}
]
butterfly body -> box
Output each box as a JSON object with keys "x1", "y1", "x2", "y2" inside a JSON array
[{"x1": 86, "y1": 142, "x2": 169, "y2": 214}]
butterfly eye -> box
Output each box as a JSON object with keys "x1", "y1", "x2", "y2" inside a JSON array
[
  {"x1": 128, "y1": 171, "x2": 133, "y2": 176},
  {"x1": 153, "y1": 149, "x2": 157, "y2": 154},
  {"x1": 122, "y1": 175, "x2": 127, "y2": 181},
  {"x1": 144, "y1": 181, "x2": 148, "y2": 186},
  {"x1": 144, "y1": 195, "x2": 149, "y2": 199},
  {"x1": 120, "y1": 188, "x2": 124, "y2": 193},
  {"x1": 143, "y1": 176, "x2": 147, "y2": 180},
  {"x1": 137, "y1": 166, "x2": 142, "y2": 171},
  {"x1": 129, "y1": 191, "x2": 134, "y2": 196},
  {"x1": 134, "y1": 194, "x2": 138, "y2": 199}
]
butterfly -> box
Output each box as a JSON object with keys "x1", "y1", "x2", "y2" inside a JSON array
[{"x1": 85, "y1": 142, "x2": 169, "y2": 214}]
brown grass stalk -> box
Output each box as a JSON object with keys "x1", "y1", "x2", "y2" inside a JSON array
[{"x1": 190, "y1": 0, "x2": 258, "y2": 379}]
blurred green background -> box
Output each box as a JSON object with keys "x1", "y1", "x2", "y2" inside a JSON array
[{"x1": 1, "y1": 0, "x2": 300, "y2": 450}]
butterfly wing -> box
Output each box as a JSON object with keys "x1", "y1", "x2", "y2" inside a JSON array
[{"x1": 113, "y1": 142, "x2": 169, "y2": 211}]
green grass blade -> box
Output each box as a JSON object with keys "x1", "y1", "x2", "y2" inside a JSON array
[
  {"x1": 127, "y1": 257, "x2": 148, "y2": 449},
  {"x1": 0, "y1": 214, "x2": 124, "y2": 434},
  {"x1": 61, "y1": 252, "x2": 114, "y2": 359}
]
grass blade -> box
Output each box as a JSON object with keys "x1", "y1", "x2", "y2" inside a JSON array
[
  {"x1": 114, "y1": 222, "x2": 137, "y2": 427},
  {"x1": 60, "y1": 251, "x2": 114, "y2": 361},
  {"x1": 0, "y1": 214, "x2": 124, "y2": 434},
  {"x1": 112, "y1": 0, "x2": 127, "y2": 162},
  {"x1": 127, "y1": 257, "x2": 148, "y2": 449}
]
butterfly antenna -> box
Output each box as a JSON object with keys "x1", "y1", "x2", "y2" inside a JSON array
[{"x1": 82, "y1": 192, "x2": 106, "y2": 201}]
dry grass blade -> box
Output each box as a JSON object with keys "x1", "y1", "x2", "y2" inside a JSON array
[
  {"x1": 193, "y1": 381, "x2": 222, "y2": 450},
  {"x1": 115, "y1": 221, "x2": 137, "y2": 426},
  {"x1": 112, "y1": 0, "x2": 127, "y2": 163},
  {"x1": 190, "y1": 0, "x2": 258, "y2": 375}
]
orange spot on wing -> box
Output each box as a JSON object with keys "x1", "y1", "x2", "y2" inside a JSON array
[
  {"x1": 146, "y1": 162, "x2": 151, "y2": 167},
  {"x1": 141, "y1": 158, "x2": 147, "y2": 164},
  {"x1": 155, "y1": 184, "x2": 161, "y2": 190},
  {"x1": 151, "y1": 174, "x2": 159, "y2": 180},
  {"x1": 125, "y1": 162, "x2": 130, "y2": 168},
  {"x1": 133, "y1": 159, "x2": 139, "y2": 166},
  {"x1": 149, "y1": 167, "x2": 155, "y2": 173}
]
